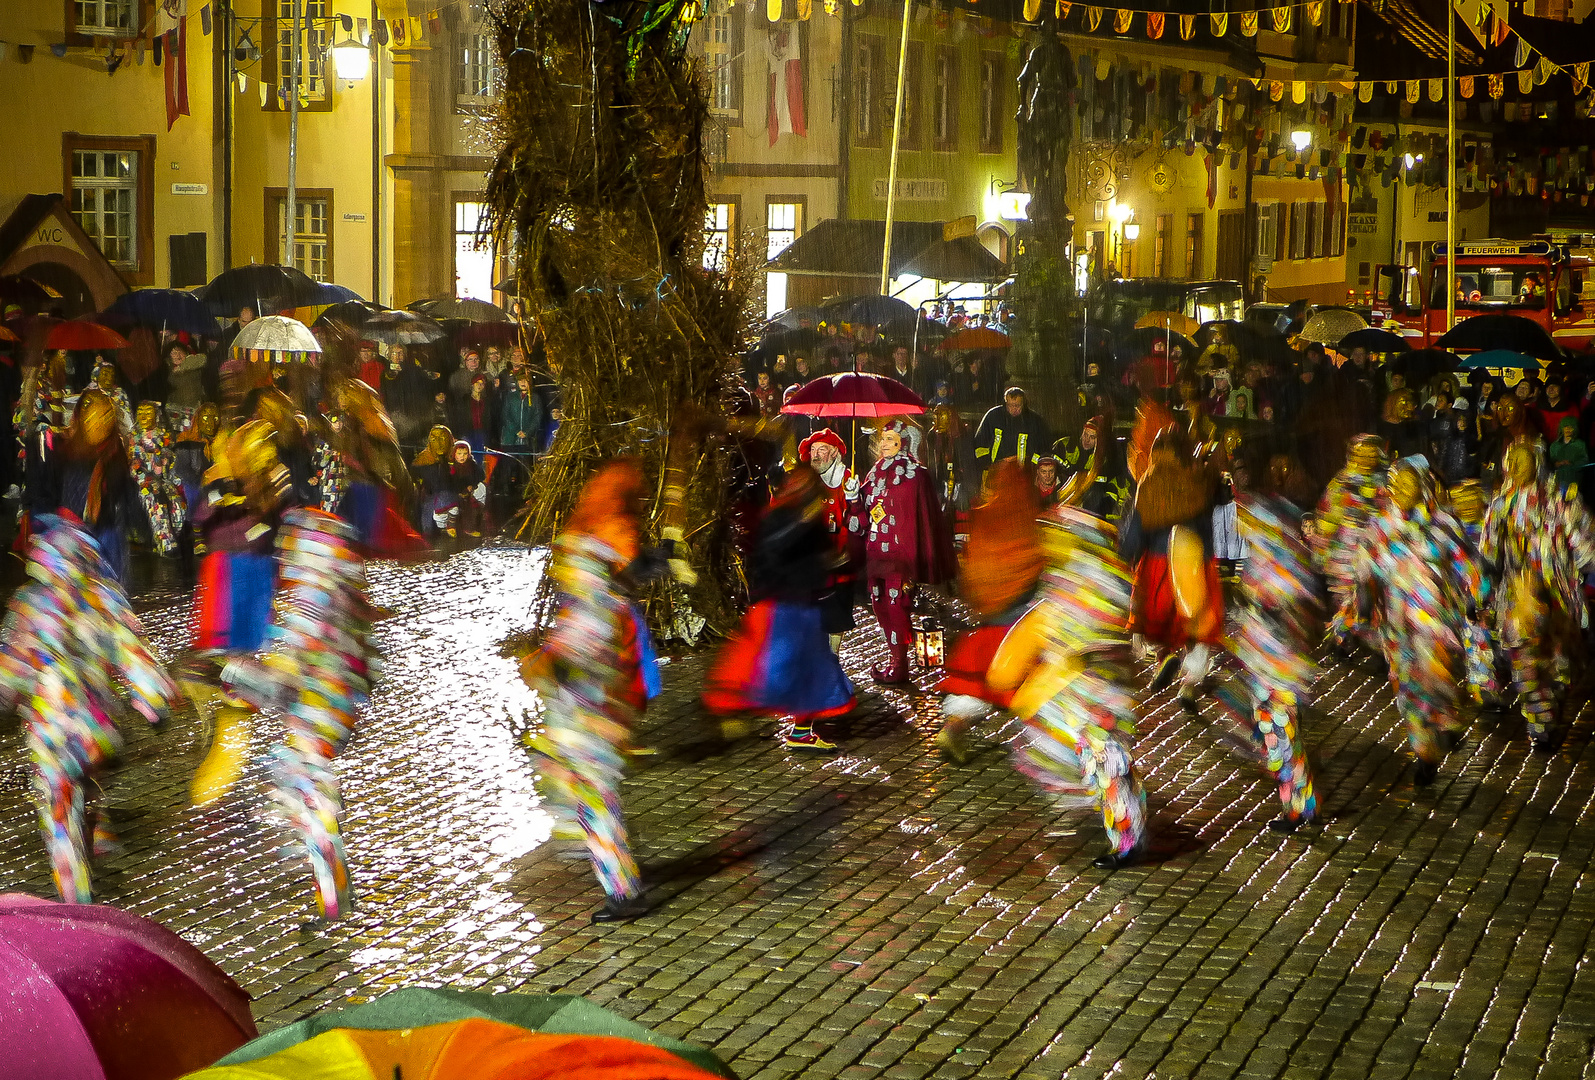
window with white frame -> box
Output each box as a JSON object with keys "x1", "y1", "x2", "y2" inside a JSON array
[
  {"x1": 705, "y1": 0, "x2": 740, "y2": 117},
  {"x1": 1290, "y1": 200, "x2": 1308, "y2": 260},
  {"x1": 275, "y1": 196, "x2": 330, "y2": 281},
  {"x1": 704, "y1": 202, "x2": 735, "y2": 272},
  {"x1": 455, "y1": 200, "x2": 496, "y2": 300},
  {"x1": 933, "y1": 47, "x2": 957, "y2": 149},
  {"x1": 71, "y1": 149, "x2": 139, "y2": 268},
  {"x1": 979, "y1": 53, "x2": 1003, "y2": 153},
  {"x1": 458, "y1": 31, "x2": 500, "y2": 104},
  {"x1": 1253, "y1": 204, "x2": 1275, "y2": 272},
  {"x1": 272, "y1": 0, "x2": 330, "y2": 106},
  {"x1": 764, "y1": 201, "x2": 802, "y2": 318},
  {"x1": 74, "y1": 0, "x2": 136, "y2": 35}
]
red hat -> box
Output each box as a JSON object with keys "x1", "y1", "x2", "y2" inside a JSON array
[{"x1": 798, "y1": 428, "x2": 847, "y2": 462}]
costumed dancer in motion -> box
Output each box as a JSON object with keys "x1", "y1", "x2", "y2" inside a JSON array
[
  {"x1": 1447, "y1": 480, "x2": 1503, "y2": 713},
  {"x1": 858, "y1": 419, "x2": 955, "y2": 684},
  {"x1": 797, "y1": 428, "x2": 861, "y2": 653},
  {"x1": 1315, "y1": 434, "x2": 1388, "y2": 655},
  {"x1": 987, "y1": 507, "x2": 1150, "y2": 869},
  {"x1": 518, "y1": 461, "x2": 672, "y2": 923},
  {"x1": 216, "y1": 508, "x2": 377, "y2": 922},
  {"x1": 935, "y1": 460, "x2": 1044, "y2": 765},
  {"x1": 0, "y1": 516, "x2": 175, "y2": 902},
  {"x1": 1120, "y1": 427, "x2": 1224, "y2": 711},
  {"x1": 129, "y1": 402, "x2": 187, "y2": 556},
  {"x1": 703, "y1": 465, "x2": 857, "y2": 751},
  {"x1": 1353, "y1": 456, "x2": 1482, "y2": 785},
  {"x1": 331, "y1": 378, "x2": 426, "y2": 557},
  {"x1": 1213, "y1": 487, "x2": 1322, "y2": 833},
  {"x1": 1478, "y1": 437, "x2": 1595, "y2": 752},
  {"x1": 56, "y1": 389, "x2": 134, "y2": 585}
]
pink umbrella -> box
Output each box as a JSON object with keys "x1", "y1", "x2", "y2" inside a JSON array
[
  {"x1": 0, "y1": 893, "x2": 257, "y2": 1080},
  {"x1": 781, "y1": 372, "x2": 926, "y2": 418}
]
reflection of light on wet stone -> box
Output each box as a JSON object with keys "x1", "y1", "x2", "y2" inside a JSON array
[{"x1": 349, "y1": 947, "x2": 406, "y2": 966}]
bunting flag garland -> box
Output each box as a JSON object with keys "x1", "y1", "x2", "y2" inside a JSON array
[
  {"x1": 1359, "y1": 81, "x2": 1373, "y2": 102},
  {"x1": 1270, "y1": 80, "x2": 1284, "y2": 101},
  {"x1": 1489, "y1": 73, "x2": 1505, "y2": 98},
  {"x1": 1515, "y1": 36, "x2": 1531, "y2": 68},
  {"x1": 1087, "y1": 6, "x2": 1102, "y2": 31},
  {"x1": 1114, "y1": 8, "x2": 1133, "y2": 33},
  {"x1": 1147, "y1": 11, "x2": 1164, "y2": 38},
  {"x1": 1308, "y1": 0, "x2": 1323, "y2": 26},
  {"x1": 1241, "y1": 11, "x2": 1259, "y2": 35},
  {"x1": 1292, "y1": 80, "x2": 1306, "y2": 103},
  {"x1": 1575, "y1": 63, "x2": 1590, "y2": 94},
  {"x1": 1427, "y1": 78, "x2": 1443, "y2": 102},
  {"x1": 1271, "y1": 7, "x2": 1291, "y2": 33},
  {"x1": 1406, "y1": 80, "x2": 1420, "y2": 103},
  {"x1": 1211, "y1": 12, "x2": 1227, "y2": 35},
  {"x1": 1179, "y1": 13, "x2": 1194, "y2": 39},
  {"x1": 1519, "y1": 68, "x2": 1534, "y2": 93},
  {"x1": 1057, "y1": 0, "x2": 1072, "y2": 16},
  {"x1": 1460, "y1": 75, "x2": 1475, "y2": 98}
]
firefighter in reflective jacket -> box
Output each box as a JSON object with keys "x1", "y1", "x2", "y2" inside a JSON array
[{"x1": 973, "y1": 387, "x2": 1053, "y2": 480}]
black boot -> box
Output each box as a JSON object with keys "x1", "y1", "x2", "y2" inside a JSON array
[
  {"x1": 1268, "y1": 815, "x2": 1313, "y2": 835},
  {"x1": 591, "y1": 894, "x2": 650, "y2": 924},
  {"x1": 1414, "y1": 761, "x2": 1439, "y2": 787},
  {"x1": 1091, "y1": 846, "x2": 1143, "y2": 870}
]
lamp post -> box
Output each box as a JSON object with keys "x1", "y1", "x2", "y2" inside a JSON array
[{"x1": 878, "y1": 0, "x2": 914, "y2": 296}]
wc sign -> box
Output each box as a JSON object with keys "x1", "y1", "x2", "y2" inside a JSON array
[{"x1": 34, "y1": 225, "x2": 64, "y2": 244}]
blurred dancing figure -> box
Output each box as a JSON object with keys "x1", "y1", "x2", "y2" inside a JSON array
[
  {"x1": 797, "y1": 429, "x2": 860, "y2": 652},
  {"x1": 1448, "y1": 480, "x2": 1503, "y2": 712},
  {"x1": 0, "y1": 517, "x2": 175, "y2": 902},
  {"x1": 519, "y1": 461, "x2": 667, "y2": 924},
  {"x1": 989, "y1": 508, "x2": 1149, "y2": 869},
  {"x1": 1120, "y1": 427, "x2": 1223, "y2": 711},
  {"x1": 219, "y1": 509, "x2": 377, "y2": 922},
  {"x1": 1478, "y1": 437, "x2": 1595, "y2": 752},
  {"x1": 56, "y1": 389, "x2": 134, "y2": 585},
  {"x1": 1354, "y1": 457, "x2": 1482, "y2": 786},
  {"x1": 703, "y1": 465, "x2": 856, "y2": 751},
  {"x1": 859, "y1": 420, "x2": 954, "y2": 684},
  {"x1": 1315, "y1": 434, "x2": 1388, "y2": 654},
  {"x1": 936, "y1": 460, "x2": 1044, "y2": 764},
  {"x1": 1217, "y1": 490, "x2": 1322, "y2": 833},
  {"x1": 129, "y1": 402, "x2": 187, "y2": 556}
]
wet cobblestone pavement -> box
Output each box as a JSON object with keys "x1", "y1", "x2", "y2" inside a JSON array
[{"x1": 4, "y1": 542, "x2": 1595, "y2": 1079}]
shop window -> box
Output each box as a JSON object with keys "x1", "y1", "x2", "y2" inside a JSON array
[{"x1": 454, "y1": 199, "x2": 496, "y2": 300}]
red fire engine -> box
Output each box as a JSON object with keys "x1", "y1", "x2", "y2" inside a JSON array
[{"x1": 1369, "y1": 239, "x2": 1595, "y2": 353}]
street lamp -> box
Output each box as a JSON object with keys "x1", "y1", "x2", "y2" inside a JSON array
[
  {"x1": 1290, "y1": 129, "x2": 1312, "y2": 152},
  {"x1": 331, "y1": 36, "x2": 371, "y2": 82},
  {"x1": 1123, "y1": 221, "x2": 1141, "y2": 241}
]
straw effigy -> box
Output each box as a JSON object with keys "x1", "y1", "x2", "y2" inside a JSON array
[{"x1": 484, "y1": 0, "x2": 750, "y2": 643}]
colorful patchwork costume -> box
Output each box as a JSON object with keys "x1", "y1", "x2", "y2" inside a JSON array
[{"x1": 1315, "y1": 433, "x2": 1388, "y2": 651}]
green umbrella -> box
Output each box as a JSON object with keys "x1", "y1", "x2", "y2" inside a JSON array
[{"x1": 213, "y1": 988, "x2": 734, "y2": 1079}]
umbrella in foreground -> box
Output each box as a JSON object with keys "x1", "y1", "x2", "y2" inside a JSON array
[
  {"x1": 232, "y1": 315, "x2": 321, "y2": 363},
  {"x1": 199, "y1": 265, "x2": 321, "y2": 318},
  {"x1": 782, "y1": 372, "x2": 926, "y2": 417},
  {"x1": 103, "y1": 290, "x2": 221, "y2": 336},
  {"x1": 363, "y1": 309, "x2": 450, "y2": 346},
  {"x1": 938, "y1": 326, "x2": 1012, "y2": 351},
  {"x1": 47, "y1": 318, "x2": 129, "y2": 352},
  {"x1": 0, "y1": 893, "x2": 257, "y2": 1080},
  {"x1": 1299, "y1": 307, "x2": 1368, "y2": 345},
  {"x1": 1436, "y1": 313, "x2": 1562, "y2": 362},
  {"x1": 408, "y1": 296, "x2": 513, "y2": 323},
  {"x1": 1337, "y1": 327, "x2": 1410, "y2": 354},
  {"x1": 1459, "y1": 349, "x2": 1540, "y2": 370},
  {"x1": 191, "y1": 988, "x2": 733, "y2": 1080}
]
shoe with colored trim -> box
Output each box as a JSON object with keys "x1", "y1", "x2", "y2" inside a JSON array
[{"x1": 785, "y1": 732, "x2": 839, "y2": 752}]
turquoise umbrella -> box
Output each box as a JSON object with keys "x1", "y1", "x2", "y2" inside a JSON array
[{"x1": 1459, "y1": 349, "x2": 1539, "y2": 369}]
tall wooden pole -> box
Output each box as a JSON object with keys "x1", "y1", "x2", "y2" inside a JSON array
[{"x1": 878, "y1": 0, "x2": 913, "y2": 296}]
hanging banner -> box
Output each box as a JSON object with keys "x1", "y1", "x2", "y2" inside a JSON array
[
  {"x1": 1428, "y1": 78, "x2": 1443, "y2": 101},
  {"x1": 1515, "y1": 37, "x2": 1531, "y2": 68},
  {"x1": 1358, "y1": 81, "x2": 1373, "y2": 102},
  {"x1": 1056, "y1": 1, "x2": 1072, "y2": 17},
  {"x1": 1147, "y1": 12, "x2": 1164, "y2": 38},
  {"x1": 1269, "y1": 80, "x2": 1284, "y2": 101},
  {"x1": 1086, "y1": 7, "x2": 1102, "y2": 32},
  {"x1": 1292, "y1": 81, "x2": 1306, "y2": 103},
  {"x1": 1211, "y1": 12, "x2": 1227, "y2": 35},
  {"x1": 1575, "y1": 62, "x2": 1590, "y2": 94},
  {"x1": 1406, "y1": 80, "x2": 1420, "y2": 103},
  {"x1": 1459, "y1": 76, "x2": 1475, "y2": 98},
  {"x1": 1271, "y1": 7, "x2": 1291, "y2": 32},
  {"x1": 1308, "y1": 1, "x2": 1324, "y2": 26},
  {"x1": 1240, "y1": 11, "x2": 1258, "y2": 35},
  {"x1": 1179, "y1": 13, "x2": 1194, "y2": 39},
  {"x1": 1519, "y1": 68, "x2": 1534, "y2": 93},
  {"x1": 1114, "y1": 8, "x2": 1132, "y2": 33},
  {"x1": 1023, "y1": 0, "x2": 1040, "y2": 21},
  {"x1": 1488, "y1": 73, "x2": 1504, "y2": 98}
]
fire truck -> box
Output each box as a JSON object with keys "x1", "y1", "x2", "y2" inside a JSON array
[{"x1": 1368, "y1": 238, "x2": 1595, "y2": 353}]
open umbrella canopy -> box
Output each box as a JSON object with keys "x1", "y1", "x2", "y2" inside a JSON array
[
  {"x1": 938, "y1": 326, "x2": 1011, "y2": 351},
  {"x1": 310, "y1": 282, "x2": 364, "y2": 305},
  {"x1": 48, "y1": 318, "x2": 129, "y2": 352},
  {"x1": 1459, "y1": 348, "x2": 1540, "y2": 369},
  {"x1": 232, "y1": 315, "x2": 321, "y2": 362},
  {"x1": 782, "y1": 372, "x2": 925, "y2": 417},
  {"x1": 1134, "y1": 310, "x2": 1201, "y2": 335},
  {"x1": 363, "y1": 309, "x2": 449, "y2": 346},
  {"x1": 1338, "y1": 327, "x2": 1410, "y2": 354},
  {"x1": 408, "y1": 296, "x2": 513, "y2": 323},
  {"x1": 1299, "y1": 307, "x2": 1368, "y2": 345},
  {"x1": 1115, "y1": 326, "x2": 1197, "y2": 365},
  {"x1": 1436, "y1": 313, "x2": 1562, "y2": 362},
  {"x1": 196, "y1": 988, "x2": 733, "y2": 1080},
  {"x1": 1389, "y1": 347, "x2": 1461, "y2": 385},
  {"x1": 457, "y1": 321, "x2": 523, "y2": 348},
  {"x1": 0, "y1": 273, "x2": 58, "y2": 315},
  {"x1": 821, "y1": 294, "x2": 919, "y2": 331},
  {"x1": 312, "y1": 300, "x2": 386, "y2": 334},
  {"x1": 766, "y1": 305, "x2": 824, "y2": 332},
  {"x1": 0, "y1": 893, "x2": 257, "y2": 1080},
  {"x1": 103, "y1": 290, "x2": 221, "y2": 336},
  {"x1": 0, "y1": 324, "x2": 18, "y2": 342},
  {"x1": 198, "y1": 265, "x2": 322, "y2": 318}
]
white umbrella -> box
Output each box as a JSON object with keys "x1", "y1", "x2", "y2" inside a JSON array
[
  {"x1": 1300, "y1": 307, "x2": 1368, "y2": 346},
  {"x1": 232, "y1": 315, "x2": 321, "y2": 363}
]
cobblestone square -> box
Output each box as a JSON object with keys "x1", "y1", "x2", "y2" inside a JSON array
[{"x1": 3, "y1": 543, "x2": 1593, "y2": 1079}]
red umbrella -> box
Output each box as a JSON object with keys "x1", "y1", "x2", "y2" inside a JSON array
[
  {"x1": 46, "y1": 319, "x2": 129, "y2": 352},
  {"x1": 781, "y1": 372, "x2": 926, "y2": 417},
  {"x1": 0, "y1": 893, "x2": 258, "y2": 1080},
  {"x1": 937, "y1": 326, "x2": 1011, "y2": 352}
]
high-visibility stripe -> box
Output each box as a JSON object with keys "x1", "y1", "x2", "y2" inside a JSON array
[{"x1": 1017, "y1": 433, "x2": 1029, "y2": 464}]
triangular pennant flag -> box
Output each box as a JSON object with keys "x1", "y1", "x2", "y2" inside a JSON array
[
  {"x1": 1056, "y1": 0, "x2": 1072, "y2": 16},
  {"x1": 1179, "y1": 13, "x2": 1194, "y2": 39},
  {"x1": 236, "y1": 71, "x2": 246, "y2": 93},
  {"x1": 1113, "y1": 8, "x2": 1132, "y2": 33},
  {"x1": 1460, "y1": 76, "x2": 1475, "y2": 98},
  {"x1": 1536, "y1": 56, "x2": 1554, "y2": 85},
  {"x1": 1492, "y1": 13, "x2": 1509, "y2": 47},
  {"x1": 1086, "y1": 6, "x2": 1102, "y2": 31},
  {"x1": 1146, "y1": 12, "x2": 1164, "y2": 38},
  {"x1": 1271, "y1": 7, "x2": 1291, "y2": 32},
  {"x1": 1210, "y1": 12, "x2": 1227, "y2": 35},
  {"x1": 1428, "y1": 78, "x2": 1443, "y2": 102},
  {"x1": 1575, "y1": 63, "x2": 1590, "y2": 94},
  {"x1": 1514, "y1": 37, "x2": 1530, "y2": 68},
  {"x1": 1240, "y1": 11, "x2": 1258, "y2": 36}
]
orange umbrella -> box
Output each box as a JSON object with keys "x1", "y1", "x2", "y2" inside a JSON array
[
  {"x1": 46, "y1": 318, "x2": 129, "y2": 351},
  {"x1": 0, "y1": 324, "x2": 18, "y2": 342},
  {"x1": 938, "y1": 326, "x2": 1012, "y2": 351},
  {"x1": 1134, "y1": 310, "x2": 1200, "y2": 335}
]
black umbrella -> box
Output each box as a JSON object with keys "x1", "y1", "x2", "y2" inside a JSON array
[
  {"x1": 1435, "y1": 314, "x2": 1562, "y2": 363},
  {"x1": 1338, "y1": 327, "x2": 1410, "y2": 354},
  {"x1": 362, "y1": 310, "x2": 449, "y2": 346},
  {"x1": 102, "y1": 289, "x2": 222, "y2": 336},
  {"x1": 821, "y1": 295, "x2": 919, "y2": 331},
  {"x1": 1114, "y1": 326, "x2": 1198, "y2": 365},
  {"x1": 198, "y1": 265, "x2": 321, "y2": 318},
  {"x1": 766, "y1": 306, "x2": 824, "y2": 332},
  {"x1": 756, "y1": 326, "x2": 824, "y2": 356},
  {"x1": 407, "y1": 296, "x2": 512, "y2": 323},
  {"x1": 1387, "y1": 348, "x2": 1459, "y2": 387},
  {"x1": 312, "y1": 300, "x2": 386, "y2": 333}
]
